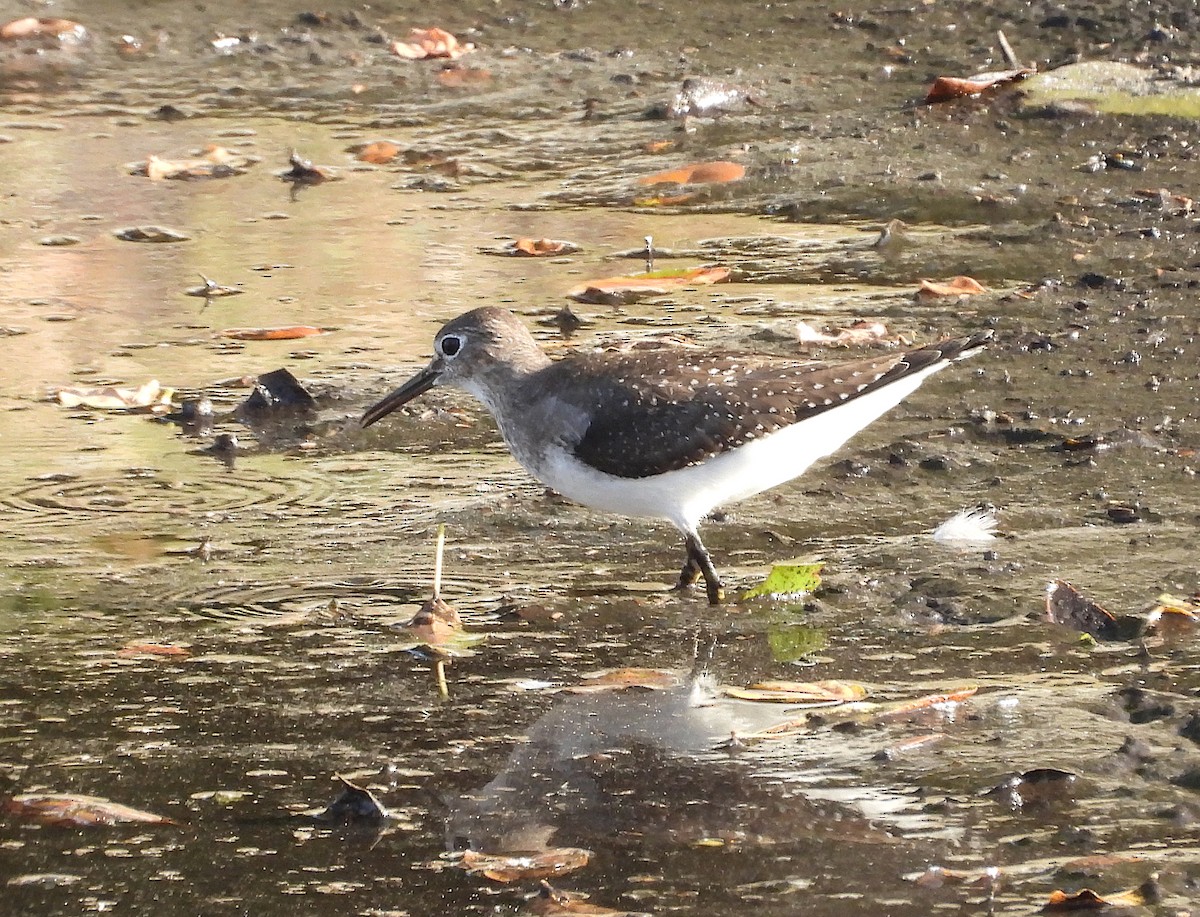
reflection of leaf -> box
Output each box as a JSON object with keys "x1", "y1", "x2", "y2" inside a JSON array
[
  {"x1": 461, "y1": 848, "x2": 591, "y2": 883},
  {"x1": 637, "y1": 160, "x2": 745, "y2": 185},
  {"x1": 56, "y1": 380, "x2": 174, "y2": 411},
  {"x1": 568, "y1": 266, "x2": 729, "y2": 303},
  {"x1": 741, "y1": 563, "x2": 823, "y2": 601},
  {"x1": 723, "y1": 679, "x2": 866, "y2": 705},
  {"x1": 6, "y1": 794, "x2": 175, "y2": 826},
  {"x1": 766, "y1": 624, "x2": 827, "y2": 662},
  {"x1": 566, "y1": 668, "x2": 679, "y2": 694}
]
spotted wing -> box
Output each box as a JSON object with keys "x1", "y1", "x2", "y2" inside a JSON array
[{"x1": 564, "y1": 334, "x2": 987, "y2": 479}]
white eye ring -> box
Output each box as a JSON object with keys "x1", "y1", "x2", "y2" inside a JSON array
[{"x1": 439, "y1": 334, "x2": 463, "y2": 358}]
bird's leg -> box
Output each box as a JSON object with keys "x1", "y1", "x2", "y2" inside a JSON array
[
  {"x1": 674, "y1": 554, "x2": 701, "y2": 589},
  {"x1": 684, "y1": 531, "x2": 725, "y2": 605}
]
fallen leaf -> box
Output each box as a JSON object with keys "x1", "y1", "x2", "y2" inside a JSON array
[
  {"x1": 740, "y1": 562, "x2": 823, "y2": 600},
  {"x1": 915, "y1": 276, "x2": 989, "y2": 299},
  {"x1": 568, "y1": 266, "x2": 729, "y2": 304},
  {"x1": 1045, "y1": 580, "x2": 1120, "y2": 641},
  {"x1": 0, "y1": 17, "x2": 87, "y2": 43},
  {"x1": 137, "y1": 145, "x2": 253, "y2": 181},
  {"x1": 527, "y1": 880, "x2": 639, "y2": 916},
  {"x1": 723, "y1": 679, "x2": 865, "y2": 705},
  {"x1": 117, "y1": 642, "x2": 190, "y2": 658},
  {"x1": 404, "y1": 595, "x2": 462, "y2": 644},
  {"x1": 113, "y1": 226, "x2": 190, "y2": 243},
  {"x1": 1044, "y1": 875, "x2": 1159, "y2": 911},
  {"x1": 314, "y1": 775, "x2": 389, "y2": 822},
  {"x1": 987, "y1": 768, "x2": 1078, "y2": 809},
  {"x1": 566, "y1": 668, "x2": 679, "y2": 694},
  {"x1": 913, "y1": 865, "x2": 1001, "y2": 889},
  {"x1": 218, "y1": 326, "x2": 327, "y2": 341},
  {"x1": 925, "y1": 68, "x2": 1033, "y2": 104},
  {"x1": 866, "y1": 686, "x2": 978, "y2": 723},
  {"x1": 460, "y1": 848, "x2": 591, "y2": 884},
  {"x1": 637, "y1": 160, "x2": 745, "y2": 186},
  {"x1": 507, "y1": 238, "x2": 581, "y2": 257},
  {"x1": 796, "y1": 320, "x2": 893, "y2": 347},
  {"x1": 279, "y1": 150, "x2": 334, "y2": 184},
  {"x1": 184, "y1": 275, "x2": 244, "y2": 298},
  {"x1": 6, "y1": 794, "x2": 175, "y2": 827},
  {"x1": 873, "y1": 733, "x2": 946, "y2": 760},
  {"x1": 391, "y1": 27, "x2": 475, "y2": 60},
  {"x1": 344, "y1": 141, "x2": 398, "y2": 164},
  {"x1": 56, "y1": 380, "x2": 174, "y2": 412}
]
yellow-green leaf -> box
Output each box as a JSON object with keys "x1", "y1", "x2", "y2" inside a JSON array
[{"x1": 741, "y1": 563, "x2": 823, "y2": 601}]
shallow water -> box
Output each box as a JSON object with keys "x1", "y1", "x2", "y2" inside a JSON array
[{"x1": 4, "y1": 0, "x2": 1200, "y2": 914}]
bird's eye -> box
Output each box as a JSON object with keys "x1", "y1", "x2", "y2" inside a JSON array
[{"x1": 439, "y1": 335, "x2": 462, "y2": 358}]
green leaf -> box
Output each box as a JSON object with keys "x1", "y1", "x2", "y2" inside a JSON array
[{"x1": 741, "y1": 562, "x2": 824, "y2": 601}]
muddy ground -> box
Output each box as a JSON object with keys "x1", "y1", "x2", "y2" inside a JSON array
[{"x1": 2, "y1": 1, "x2": 1200, "y2": 915}]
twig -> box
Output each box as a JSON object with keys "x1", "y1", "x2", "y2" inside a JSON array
[
  {"x1": 432, "y1": 523, "x2": 445, "y2": 600},
  {"x1": 997, "y1": 30, "x2": 1020, "y2": 69},
  {"x1": 434, "y1": 660, "x2": 449, "y2": 699}
]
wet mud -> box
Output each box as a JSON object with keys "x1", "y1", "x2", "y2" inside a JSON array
[{"x1": 3, "y1": 0, "x2": 1200, "y2": 914}]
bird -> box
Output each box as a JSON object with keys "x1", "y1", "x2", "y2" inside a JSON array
[{"x1": 362, "y1": 307, "x2": 989, "y2": 604}]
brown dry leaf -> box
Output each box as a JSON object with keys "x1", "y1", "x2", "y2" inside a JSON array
[
  {"x1": 355, "y1": 141, "x2": 401, "y2": 164},
  {"x1": 568, "y1": 266, "x2": 729, "y2": 304},
  {"x1": 117, "y1": 642, "x2": 190, "y2": 659},
  {"x1": 391, "y1": 27, "x2": 475, "y2": 60},
  {"x1": 508, "y1": 238, "x2": 580, "y2": 257},
  {"x1": 0, "y1": 17, "x2": 87, "y2": 42},
  {"x1": 915, "y1": 276, "x2": 989, "y2": 299},
  {"x1": 526, "y1": 880, "x2": 637, "y2": 916},
  {"x1": 142, "y1": 146, "x2": 250, "y2": 181},
  {"x1": 566, "y1": 667, "x2": 680, "y2": 694},
  {"x1": 723, "y1": 679, "x2": 867, "y2": 705},
  {"x1": 1045, "y1": 580, "x2": 1120, "y2": 640},
  {"x1": 461, "y1": 848, "x2": 592, "y2": 884},
  {"x1": 925, "y1": 68, "x2": 1033, "y2": 103},
  {"x1": 436, "y1": 65, "x2": 492, "y2": 87},
  {"x1": 871, "y1": 686, "x2": 978, "y2": 721},
  {"x1": 404, "y1": 596, "x2": 462, "y2": 644},
  {"x1": 913, "y1": 865, "x2": 1000, "y2": 889},
  {"x1": 874, "y1": 733, "x2": 946, "y2": 760},
  {"x1": 1044, "y1": 875, "x2": 1158, "y2": 911},
  {"x1": 56, "y1": 380, "x2": 173, "y2": 412},
  {"x1": 217, "y1": 326, "x2": 327, "y2": 341},
  {"x1": 796, "y1": 320, "x2": 895, "y2": 347},
  {"x1": 6, "y1": 794, "x2": 175, "y2": 827},
  {"x1": 280, "y1": 151, "x2": 334, "y2": 184},
  {"x1": 637, "y1": 160, "x2": 745, "y2": 186}
]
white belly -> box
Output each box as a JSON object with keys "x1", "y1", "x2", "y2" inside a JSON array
[{"x1": 533, "y1": 361, "x2": 950, "y2": 532}]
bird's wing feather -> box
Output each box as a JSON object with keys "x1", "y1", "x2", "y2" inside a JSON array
[{"x1": 555, "y1": 334, "x2": 986, "y2": 479}]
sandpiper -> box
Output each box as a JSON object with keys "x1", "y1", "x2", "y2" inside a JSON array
[{"x1": 362, "y1": 308, "x2": 989, "y2": 604}]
